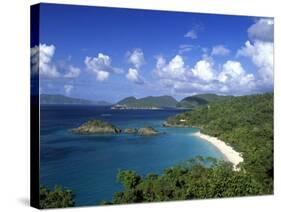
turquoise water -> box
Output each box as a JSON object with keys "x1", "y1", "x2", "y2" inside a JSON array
[{"x1": 40, "y1": 105, "x2": 224, "y2": 206}]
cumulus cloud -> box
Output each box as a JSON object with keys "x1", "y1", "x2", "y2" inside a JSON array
[
  {"x1": 218, "y1": 60, "x2": 255, "y2": 91},
  {"x1": 248, "y1": 18, "x2": 274, "y2": 42},
  {"x1": 154, "y1": 18, "x2": 273, "y2": 96},
  {"x1": 237, "y1": 40, "x2": 273, "y2": 85},
  {"x1": 154, "y1": 55, "x2": 187, "y2": 80},
  {"x1": 184, "y1": 30, "x2": 197, "y2": 39},
  {"x1": 154, "y1": 54, "x2": 259, "y2": 95},
  {"x1": 154, "y1": 55, "x2": 216, "y2": 93},
  {"x1": 64, "y1": 65, "x2": 81, "y2": 78},
  {"x1": 211, "y1": 45, "x2": 230, "y2": 56},
  {"x1": 31, "y1": 43, "x2": 82, "y2": 80},
  {"x1": 191, "y1": 59, "x2": 215, "y2": 81},
  {"x1": 64, "y1": 84, "x2": 73, "y2": 95},
  {"x1": 125, "y1": 49, "x2": 146, "y2": 84},
  {"x1": 126, "y1": 68, "x2": 144, "y2": 84},
  {"x1": 84, "y1": 53, "x2": 122, "y2": 81},
  {"x1": 233, "y1": 18, "x2": 274, "y2": 92},
  {"x1": 31, "y1": 43, "x2": 60, "y2": 78},
  {"x1": 96, "y1": 71, "x2": 109, "y2": 81},
  {"x1": 127, "y1": 49, "x2": 145, "y2": 68}
]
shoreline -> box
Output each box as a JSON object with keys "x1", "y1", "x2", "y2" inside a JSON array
[{"x1": 194, "y1": 131, "x2": 244, "y2": 171}]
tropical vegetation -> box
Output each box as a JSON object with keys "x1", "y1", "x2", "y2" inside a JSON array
[
  {"x1": 176, "y1": 93, "x2": 231, "y2": 108},
  {"x1": 39, "y1": 185, "x2": 75, "y2": 209},
  {"x1": 104, "y1": 93, "x2": 273, "y2": 204},
  {"x1": 116, "y1": 95, "x2": 178, "y2": 108}
]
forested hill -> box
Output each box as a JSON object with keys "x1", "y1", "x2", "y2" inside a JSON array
[
  {"x1": 177, "y1": 93, "x2": 231, "y2": 108},
  {"x1": 116, "y1": 95, "x2": 178, "y2": 108},
  {"x1": 116, "y1": 94, "x2": 230, "y2": 109},
  {"x1": 104, "y1": 93, "x2": 273, "y2": 204},
  {"x1": 167, "y1": 93, "x2": 273, "y2": 185}
]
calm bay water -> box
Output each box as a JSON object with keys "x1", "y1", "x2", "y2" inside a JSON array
[{"x1": 40, "y1": 105, "x2": 224, "y2": 206}]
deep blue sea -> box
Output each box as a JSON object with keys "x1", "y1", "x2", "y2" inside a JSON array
[{"x1": 40, "y1": 105, "x2": 225, "y2": 206}]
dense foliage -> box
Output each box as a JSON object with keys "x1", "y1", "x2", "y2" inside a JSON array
[
  {"x1": 40, "y1": 185, "x2": 75, "y2": 209},
  {"x1": 168, "y1": 93, "x2": 273, "y2": 189},
  {"x1": 82, "y1": 120, "x2": 116, "y2": 128},
  {"x1": 177, "y1": 93, "x2": 231, "y2": 108},
  {"x1": 103, "y1": 157, "x2": 265, "y2": 204},
  {"x1": 105, "y1": 93, "x2": 273, "y2": 204}
]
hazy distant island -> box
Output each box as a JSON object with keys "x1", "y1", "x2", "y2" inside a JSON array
[
  {"x1": 72, "y1": 119, "x2": 159, "y2": 136},
  {"x1": 40, "y1": 94, "x2": 112, "y2": 105}
]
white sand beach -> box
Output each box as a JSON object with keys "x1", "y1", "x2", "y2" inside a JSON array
[{"x1": 194, "y1": 131, "x2": 244, "y2": 171}]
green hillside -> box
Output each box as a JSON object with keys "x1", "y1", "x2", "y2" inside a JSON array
[
  {"x1": 167, "y1": 93, "x2": 273, "y2": 185},
  {"x1": 177, "y1": 93, "x2": 231, "y2": 108},
  {"x1": 117, "y1": 95, "x2": 178, "y2": 108},
  {"x1": 117, "y1": 96, "x2": 138, "y2": 105}
]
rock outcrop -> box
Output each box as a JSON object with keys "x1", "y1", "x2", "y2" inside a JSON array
[{"x1": 136, "y1": 127, "x2": 159, "y2": 136}]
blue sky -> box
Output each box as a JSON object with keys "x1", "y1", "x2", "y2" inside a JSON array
[{"x1": 31, "y1": 3, "x2": 274, "y2": 103}]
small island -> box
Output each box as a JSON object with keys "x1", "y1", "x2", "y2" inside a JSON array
[
  {"x1": 124, "y1": 127, "x2": 159, "y2": 136},
  {"x1": 72, "y1": 120, "x2": 159, "y2": 136},
  {"x1": 72, "y1": 120, "x2": 121, "y2": 134}
]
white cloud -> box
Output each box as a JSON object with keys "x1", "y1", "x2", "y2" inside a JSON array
[
  {"x1": 237, "y1": 40, "x2": 273, "y2": 85},
  {"x1": 127, "y1": 49, "x2": 145, "y2": 68},
  {"x1": 154, "y1": 55, "x2": 187, "y2": 80},
  {"x1": 64, "y1": 65, "x2": 81, "y2": 78},
  {"x1": 191, "y1": 59, "x2": 215, "y2": 81},
  {"x1": 84, "y1": 53, "x2": 122, "y2": 81},
  {"x1": 126, "y1": 68, "x2": 144, "y2": 84},
  {"x1": 154, "y1": 54, "x2": 259, "y2": 95},
  {"x1": 159, "y1": 78, "x2": 218, "y2": 95},
  {"x1": 248, "y1": 18, "x2": 274, "y2": 42},
  {"x1": 184, "y1": 30, "x2": 197, "y2": 39},
  {"x1": 218, "y1": 60, "x2": 255, "y2": 88},
  {"x1": 96, "y1": 71, "x2": 109, "y2": 81},
  {"x1": 232, "y1": 18, "x2": 274, "y2": 92},
  {"x1": 154, "y1": 18, "x2": 273, "y2": 96},
  {"x1": 31, "y1": 43, "x2": 60, "y2": 78},
  {"x1": 64, "y1": 84, "x2": 73, "y2": 95},
  {"x1": 211, "y1": 45, "x2": 230, "y2": 56}
]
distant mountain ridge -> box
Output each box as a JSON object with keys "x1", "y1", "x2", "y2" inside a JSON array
[
  {"x1": 41, "y1": 93, "x2": 231, "y2": 108},
  {"x1": 117, "y1": 95, "x2": 178, "y2": 108},
  {"x1": 40, "y1": 94, "x2": 111, "y2": 105},
  {"x1": 115, "y1": 94, "x2": 232, "y2": 109},
  {"x1": 177, "y1": 94, "x2": 232, "y2": 108}
]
